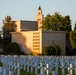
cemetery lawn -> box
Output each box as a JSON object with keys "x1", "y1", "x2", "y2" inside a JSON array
[
  {"x1": 0, "y1": 62, "x2": 75, "y2": 75},
  {"x1": 20, "y1": 67, "x2": 74, "y2": 75},
  {"x1": 20, "y1": 69, "x2": 35, "y2": 75}
]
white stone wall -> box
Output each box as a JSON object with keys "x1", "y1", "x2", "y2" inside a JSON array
[
  {"x1": 12, "y1": 31, "x2": 41, "y2": 54},
  {"x1": 42, "y1": 31, "x2": 66, "y2": 55},
  {"x1": 15, "y1": 20, "x2": 21, "y2": 32},
  {"x1": 12, "y1": 32, "x2": 33, "y2": 54},
  {"x1": 11, "y1": 31, "x2": 66, "y2": 55}
]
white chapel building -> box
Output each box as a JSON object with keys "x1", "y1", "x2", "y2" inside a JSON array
[{"x1": 11, "y1": 6, "x2": 66, "y2": 55}]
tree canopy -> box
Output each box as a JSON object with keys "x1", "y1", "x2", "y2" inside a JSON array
[
  {"x1": 70, "y1": 30, "x2": 76, "y2": 50},
  {"x1": 43, "y1": 12, "x2": 72, "y2": 37},
  {"x1": 2, "y1": 16, "x2": 17, "y2": 38}
]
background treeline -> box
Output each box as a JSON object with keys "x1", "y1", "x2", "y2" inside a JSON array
[{"x1": 0, "y1": 12, "x2": 76, "y2": 55}]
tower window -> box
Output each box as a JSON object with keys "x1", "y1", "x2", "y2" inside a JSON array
[
  {"x1": 38, "y1": 12, "x2": 40, "y2": 15},
  {"x1": 37, "y1": 19, "x2": 41, "y2": 21},
  {"x1": 40, "y1": 21, "x2": 42, "y2": 24}
]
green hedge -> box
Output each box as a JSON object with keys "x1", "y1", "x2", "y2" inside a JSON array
[
  {"x1": 3, "y1": 42, "x2": 20, "y2": 55},
  {"x1": 70, "y1": 30, "x2": 76, "y2": 50},
  {"x1": 42, "y1": 43, "x2": 61, "y2": 56}
]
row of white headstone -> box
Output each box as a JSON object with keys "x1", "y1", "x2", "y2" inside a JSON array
[{"x1": 0, "y1": 55, "x2": 76, "y2": 75}]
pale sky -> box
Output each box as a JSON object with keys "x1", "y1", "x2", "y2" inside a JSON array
[{"x1": 0, "y1": 0, "x2": 76, "y2": 30}]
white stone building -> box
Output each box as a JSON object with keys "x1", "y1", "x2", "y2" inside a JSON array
[{"x1": 11, "y1": 6, "x2": 66, "y2": 55}]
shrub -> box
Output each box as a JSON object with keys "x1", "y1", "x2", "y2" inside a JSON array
[
  {"x1": 0, "y1": 52, "x2": 4, "y2": 55},
  {"x1": 0, "y1": 36, "x2": 1, "y2": 43},
  {"x1": 54, "y1": 45, "x2": 61, "y2": 55},
  {"x1": 3, "y1": 42, "x2": 20, "y2": 55},
  {"x1": 70, "y1": 30, "x2": 76, "y2": 50},
  {"x1": 43, "y1": 43, "x2": 61, "y2": 56},
  {"x1": 70, "y1": 49, "x2": 76, "y2": 56}
]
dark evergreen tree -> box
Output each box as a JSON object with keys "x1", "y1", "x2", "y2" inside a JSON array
[
  {"x1": 74, "y1": 22, "x2": 76, "y2": 30},
  {"x1": 2, "y1": 16, "x2": 17, "y2": 38},
  {"x1": 2, "y1": 16, "x2": 17, "y2": 46}
]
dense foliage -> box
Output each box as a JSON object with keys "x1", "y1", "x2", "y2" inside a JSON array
[
  {"x1": 42, "y1": 43, "x2": 61, "y2": 56},
  {"x1": 0, "y1": 35, "x2": 2, "y2": 43},
  {"x1": 3, "y1": 42, "x2": 20, "y2": 55},
  {"x1": 2, "y1": 16, "x2": 17, "y2": 38},
  {"x1": 43, "y1": 12, "x2": 72, "y2": 37},
  {"x1": 74, "y1": 22, "x2": 76, "y2": 30},
  {"x1": 2, "y1": 16, "x2": 17, "y2": 47},
  {"x1": 70, "y1": 30, "x2": 76, "y2": 50}
]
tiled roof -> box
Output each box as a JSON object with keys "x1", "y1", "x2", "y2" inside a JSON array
[
  {"x1": 20, "y1": 21, "x2": 38, "y2": 31},
  {"x1": 38, "y1": 6, "x2": 41, "y2": 10}
]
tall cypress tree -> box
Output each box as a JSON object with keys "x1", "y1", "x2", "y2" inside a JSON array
[
  {"x1": 2, "y1": 16, "x2": 17, "y2": 46},
  {"x1": 2, "y1": 16, "x2": 17, "y2": 38},
  {"x1": 74, "y1": 22, "x2": 76, "y2": 30}
]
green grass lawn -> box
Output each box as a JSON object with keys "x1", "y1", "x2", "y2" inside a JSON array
[{"x1": 20, "y1": 69, "x2": 35, "y2": 75}]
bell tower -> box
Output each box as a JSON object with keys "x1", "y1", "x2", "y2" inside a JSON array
[{"x1": 36, "y1": 6, "x2": 44, "y2": 31}]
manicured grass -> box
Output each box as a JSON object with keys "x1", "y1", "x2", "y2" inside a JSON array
[
  {"x1": 20, "y1": 69, "x2": 35, "y2": 75},
  {"x1": 0, "y1": 62, "x2": 2, "y2": 66}
]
